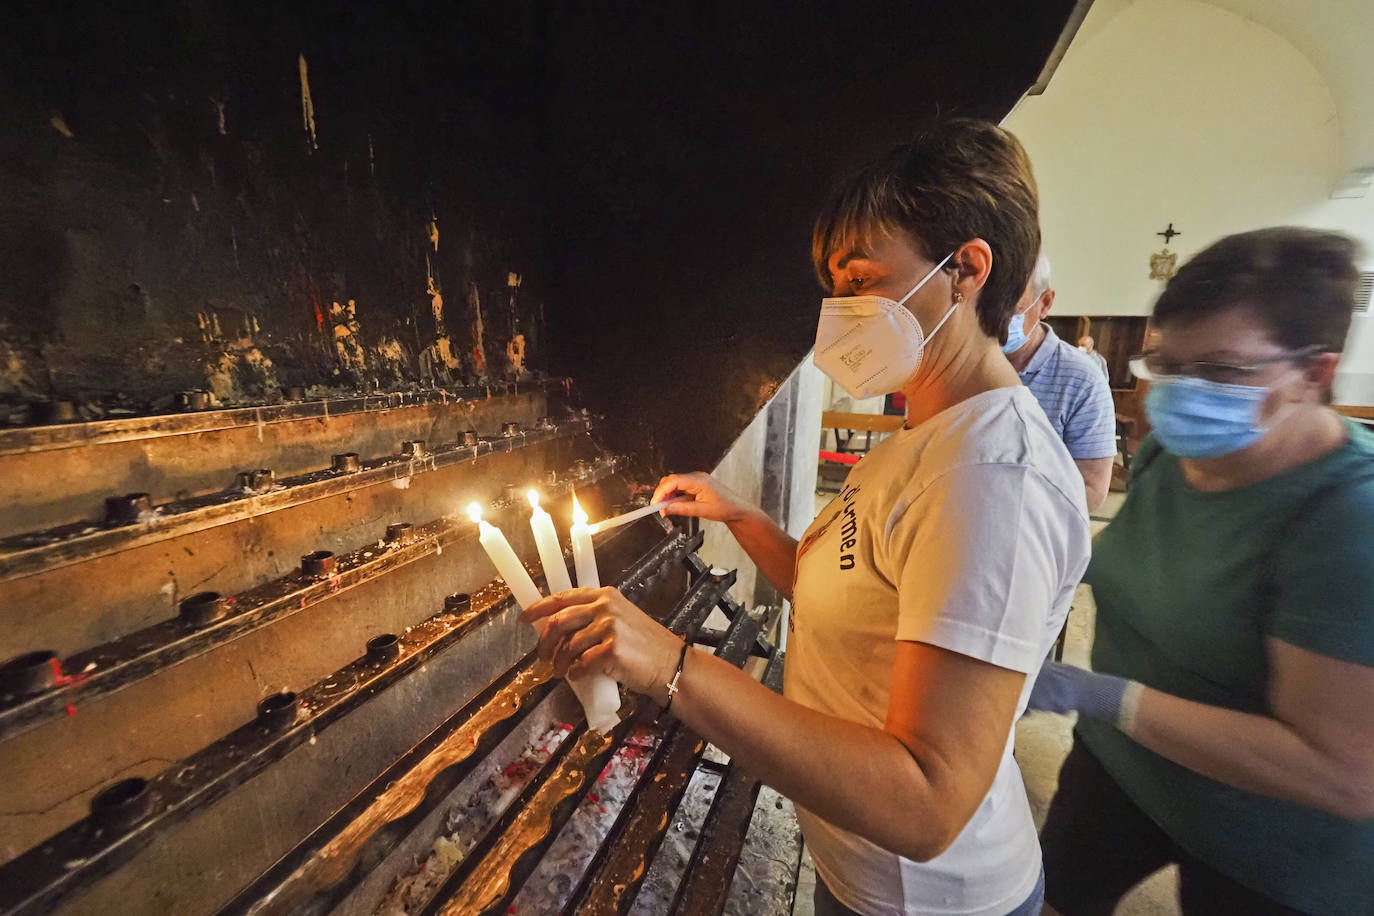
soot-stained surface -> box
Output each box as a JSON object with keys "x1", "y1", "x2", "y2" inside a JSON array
[{"x1": 0, "y1": 0, "x2": 1076, "y2": 470}]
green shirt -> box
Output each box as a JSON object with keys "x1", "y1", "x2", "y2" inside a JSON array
[{"x1": 1080, "y1": 421, "x2": 1374, "y2": 915}]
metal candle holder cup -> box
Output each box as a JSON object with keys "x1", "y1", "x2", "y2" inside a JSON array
[
  {"x1": 90, "y1": 777, "x2": 158, "y2": 830},
  {"x1": 444, "y1": 593, "x2": 472, "y2": 614},
  {"x1": 256, "y1": 691, "x2": 299, "y2": 730},
  {"x1": 332, "y1": 453, "x2": 361, "y2": 473},
  {"x1": 105, "y1": 493, "x2": 152, "y2": 526},
  {"x1": 177, "y1": 390, "x2": 209, "y2": 411},
  {"x1": 38, "y1": 400, "x2": 78, "y2": 424},
  {"x1": 179, "y1": 591, "x2": 231, "y2": 628},
  {"x1": 366, "y1": 633, "x2": 400, "y2": 664},
  {"x1": 301, "y1": 550, "x2": 336, "y2": 578},
  {"x1": 236, "y1": 468, "x2": 274, "y2": 492},
  {"x1": 0, "y1": 650, "x2": 59, "y2": 697},
  {"x1": 384, "y1": 522, "x2": 415, "y2": 545}
]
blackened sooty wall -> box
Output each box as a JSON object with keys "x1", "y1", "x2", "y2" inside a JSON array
[
  {"x1": 0, "y1": 0, "x2": 1077, "y2": 472},
  {"x1": 0, "y1": 1, "x2": 550, "y2": 408}
]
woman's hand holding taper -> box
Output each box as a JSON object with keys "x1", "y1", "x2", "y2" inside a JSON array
[{"x1": 652, "y1": 472, "x2": 754, "y2": 524}]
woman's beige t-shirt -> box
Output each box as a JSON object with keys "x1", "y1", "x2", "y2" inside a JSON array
[{"x1": 787, "y1": 385, "x2": 1090, "y2": 916}]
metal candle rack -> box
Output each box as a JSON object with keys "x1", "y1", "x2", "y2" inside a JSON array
[
  {"x1": 0, "y1": 456, "x2": 621, "y2": 743},
  {"x1": 0, "y1": 379, "x2": 801, "y2": 916}
]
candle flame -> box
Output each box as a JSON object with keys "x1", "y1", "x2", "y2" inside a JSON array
[
  {"x1": 572, "y1": 496, "x2": 588, "y2": 526},
  {"x1": 526, "y1": 489, "x2": 541, "y2": 509},
  {"x1": 466, "y1": 502, "x2": 483, "y2": 524}
]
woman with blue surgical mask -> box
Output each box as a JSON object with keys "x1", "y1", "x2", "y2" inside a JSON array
[
  {"x1": 1029, "y1": 227, "x2": 1374, "y2": 915},
  {"x1": 522, "y1": 119, "x2": 1091, "y2": 916}
]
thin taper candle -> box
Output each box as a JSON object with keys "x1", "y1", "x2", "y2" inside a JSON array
[
  {"x1": 467, "y1": 503, "x2": 543, "y2": 609},
  {"x1": 527, "y1": 490, "x2": 573, "y2": 593},
  {"x1": 587, "y1": 496, "x2": 690, "y2": 534},
  {"x1": 570, "y1": 495, "x2": 599, "y2": 588}
]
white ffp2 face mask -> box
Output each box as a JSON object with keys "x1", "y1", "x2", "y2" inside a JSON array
[{"x1": 813, "y1": 252, "x2": 956, "y2": 400}]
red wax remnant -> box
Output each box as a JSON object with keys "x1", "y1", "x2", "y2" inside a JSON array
[{"x1": 65, "y1": 702, "x2": 76, "y2": 716}]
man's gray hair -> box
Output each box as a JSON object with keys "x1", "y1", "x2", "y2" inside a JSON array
[{"x1": 1029, "y1": 253, "x2": 1052, "y2": 297}]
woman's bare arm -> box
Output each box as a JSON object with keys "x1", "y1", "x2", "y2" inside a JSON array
[
  {"x1": 652, "y1": 473, "x2": 799, "y2": 599},
  {"x1": 528, "y1": 583, "x2": 1028, "y2": 864}
]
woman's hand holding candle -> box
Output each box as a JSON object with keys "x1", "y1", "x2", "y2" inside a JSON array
[
  {"x1": 524, "y1": 490, "x2": 621, "y2": 733},
  {"x1": 522, "y1": 587, "x2": 683, "y2": 708}
]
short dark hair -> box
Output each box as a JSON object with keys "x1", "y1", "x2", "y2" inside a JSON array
[
  {"x1": 1154, "y1": 227, "x2": 1361, "y2": 353},
  {"x1": 811, "y1": 118, "x2": 1041, "y2": 342}
]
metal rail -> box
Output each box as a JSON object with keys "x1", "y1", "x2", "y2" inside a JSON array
[
  {"x1": 0, "y1": 417, "x2": 593, "y2": 583},
  {"x1": 0, "y1": 378, "x2": 572, "y2": 458},
  {"x1": 668, "y1": 649, "x2": 785, "y2": 916}
]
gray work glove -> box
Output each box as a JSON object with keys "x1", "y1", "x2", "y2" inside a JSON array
[{"x1": 1027, "y1": 660, "x2": 1138, "y2": 726}]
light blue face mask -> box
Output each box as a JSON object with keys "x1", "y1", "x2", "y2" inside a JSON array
[
  {"x1": 1002, "y1": 310, "x2": 1030, "y2": 354},
  {"x1": 1144, "y1": 375, "x2": 1285, "y2": 459}
]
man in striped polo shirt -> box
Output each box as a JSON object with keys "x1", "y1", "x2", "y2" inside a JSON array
[{"x1": 1003, "y1": 255, "x2": 1117, "y2": 510}]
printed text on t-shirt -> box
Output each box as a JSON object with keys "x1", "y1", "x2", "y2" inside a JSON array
[{"x1": 839, "y1": 483, "x2": 860, "y2": 570}]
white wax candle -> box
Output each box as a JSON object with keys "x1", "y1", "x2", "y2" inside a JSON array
[
  {"x1": 569, "y1": 495, "x2": 599, "y2": 588},
  {"x1": 564, "y1": 493, "x2": 620, "y2": 732},
  {"x1": 568, "y1": 670, "x2": 621, "y2": 733},
  {"x1": 467, "y1": 503, "x2": 543, "y2": 610},
  {"x1": 526, "y1": 491, "x2": 573, "y2": 593},
  {"x1": 586, "y1": 496, "x2": 690, "y2": 534}
]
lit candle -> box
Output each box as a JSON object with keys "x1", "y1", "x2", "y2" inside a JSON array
[
  {"x1": 467, "y1": 503, "x2": 543, "y2": 610},
  {"x1": 549, "y1": 492, "x2": 620, "y2": 733},
  {"x1": 526, "y1": 490, "x2": 573, "y2": 594},
  {"x1": 569, "y1": 495, "x2": 599, "y2": 588}
]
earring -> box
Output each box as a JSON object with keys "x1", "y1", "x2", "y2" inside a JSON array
[{"x1": 952, "y1": 290, "x2": 964, "y2": 304}]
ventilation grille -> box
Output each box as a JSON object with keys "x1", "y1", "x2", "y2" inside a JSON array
[{"x1": 1357, "y1": 272, "x2": 1374, "y2": 314}]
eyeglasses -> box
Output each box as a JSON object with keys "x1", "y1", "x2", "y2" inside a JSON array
[{"x1": 1128, "y1": 345, "x2": 1322, "y2": 385}]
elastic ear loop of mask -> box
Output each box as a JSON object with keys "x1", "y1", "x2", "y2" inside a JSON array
[
  {"x1": 896, "y1": 251, "x2": 955, "y2": 307},
  {"x1": 896, "y1": 251, "x2": 960, "y2": 345}
]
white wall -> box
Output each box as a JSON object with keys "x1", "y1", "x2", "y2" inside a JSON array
[
  {"x1": 1005, "y1": 0, "x2": 1341, "y2": 319},
  {"x1": 1004, "y1": 0, "x2": 1374, "y2": 401}
]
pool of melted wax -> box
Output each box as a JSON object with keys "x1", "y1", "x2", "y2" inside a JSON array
[
  {"x1": 722, "y1": 786, "x2": 804, "y2": 916},
  {"x1": 627, "y1": 765, "x2": 723, "y2": 916},
  {"x1": 373, "y1": 724, "x2": 570, "y2": 916},
  {"x1": 505, "y1": 727, "x2": 659, "y2": 913},
  {"x1": 373, "y1": 724, "x2": 660, "y2": 916}
]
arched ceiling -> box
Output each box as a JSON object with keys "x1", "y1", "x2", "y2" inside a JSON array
[{"x1": 1074, "y1": 0, "x2": 1374, "y2": 172}]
